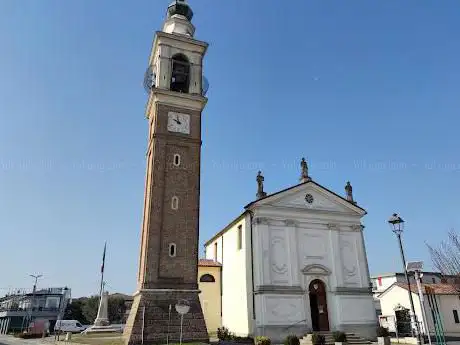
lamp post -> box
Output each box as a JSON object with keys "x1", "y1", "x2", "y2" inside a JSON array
[
  {"x1": 27, "y1": 274, "x2": 43, "y2": 331},
  {"x1": 388, "y1": 214, "x2": 421, "y2": 345}
]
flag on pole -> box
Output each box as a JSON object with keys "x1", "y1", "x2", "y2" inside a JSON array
[{"x1": 101, "y1": 242, "x2": 107, "y2": 273}]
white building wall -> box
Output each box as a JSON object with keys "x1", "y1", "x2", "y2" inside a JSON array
[
  {"x1": 379, "y1": 284, "x2": 460, "y2": 336},
  {"x1": 373, "y1": 276, "x2": 398, "y2": 294},
  {"x1": 205, "y1": 215, "x2": 251, "y2": 336},
  {"x1": 379, "y1": 285, "x2": 423, "y2": 334},
  {"x1": 437, "y1": 294, "x2": 460, "y2": 335}
]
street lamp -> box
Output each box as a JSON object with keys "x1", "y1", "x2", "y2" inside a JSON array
[
  {"x1": 30, "y1": 275, "x2": 43, "y2": 293},
  {"x1": 388, "y1": 214, "x2": 421, "y2": 345},
  {"x1": 27, "y1": 274, "x2": 43, "y2": 331}
]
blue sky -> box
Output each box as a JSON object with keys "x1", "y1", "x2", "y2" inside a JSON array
[{"x1": 1, "y1": 0, "x2": 459, "y2": 298}]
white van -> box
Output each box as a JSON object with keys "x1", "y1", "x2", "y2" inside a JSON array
[{"x1": 54, "y1": 320, "x2": 86, "y2": 333}]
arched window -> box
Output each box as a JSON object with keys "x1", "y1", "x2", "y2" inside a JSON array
[
  {"x1": 171, "y1": 196, "x2": 179, "y2": 210},
  {"x1": 171, "y1": 54, "x2": 190, "y2": 93},
  {"x1": 199, "y1": 274, "x2": 216, "y2": 283}
]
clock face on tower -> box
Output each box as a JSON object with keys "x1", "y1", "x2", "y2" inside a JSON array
[{"x1": 167, "y1": 112, "x2": 190, "y2": 134}]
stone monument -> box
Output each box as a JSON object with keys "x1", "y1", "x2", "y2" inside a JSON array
[
  {"x1": 94, "y1": 291, "x2": 110, "y2": 327},
  {"x1": 83, "y1": 290, "x2": 121, "y2": 334}
]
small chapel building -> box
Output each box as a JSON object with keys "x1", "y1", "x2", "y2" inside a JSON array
[{"x1": 203, "y1": 159, "x2": 377, "y2": 342}]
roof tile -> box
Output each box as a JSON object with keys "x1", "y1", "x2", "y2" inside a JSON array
[
  {"x1": 198, "y1": 259, "x2": 222, "y2": 267},
  {"x1": 396, "y1": 282, "x2": 459, "y2": 295}
]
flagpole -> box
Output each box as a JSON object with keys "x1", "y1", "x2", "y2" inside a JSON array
[{"x1": 99, "y1": 242, "x2": 106, "y2": 298}]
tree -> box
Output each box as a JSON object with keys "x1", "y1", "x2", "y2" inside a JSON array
[
  {"x1": 64, "y1": 299, "x2": 89, "y2": 324},
  {"x1": 82, "y1": 295, "x2": 99, "y2": 324},
  {"x1": 427, "y1": 230, "x2": 460, "y2": 276},
  {"x1": 64, "y1": 294, "x2": 128, "y2": 325},
  {"x1": 108, "y1": 296, "x2": 127, "y2": 324}
]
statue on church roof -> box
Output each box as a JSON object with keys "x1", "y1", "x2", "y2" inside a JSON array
[
  {"x1": 256, "y1": 171, "x2": 267, "y2": 199},
  {"x1": 300, "y1": 157, "x2": 311, "y2": 183},
  {"x1": 345, "y1": 181, "x2": 355, "y2": 204}
]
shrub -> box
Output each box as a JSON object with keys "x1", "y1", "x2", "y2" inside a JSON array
[
  {"x1": 284, "y1": 335, "x2": 300, "y2": 345},
  {"x1": 218, "y1": 327, "x2": 231, "y2": 341},
  {"x1": 256, "y1": 336, "x2": 272, "y2": 345},
  {"x1": 377, "y1": 326, "x2": 390, "y2": 337},
  {"x1": 312, "y1": 332, "x2": 325, "y2": 345},
  {"x1": 218, "y1": 327, "x2": 254, "y2": 343},
  {"x1": 333, "y1": 331, "x2": 347, "y2": 342},
  {"x1": 232, "y1": 335, "x2": 254, "y2": 343}
]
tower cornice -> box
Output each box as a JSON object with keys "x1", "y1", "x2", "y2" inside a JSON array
[{"x1": 145, "y1": 88, "x2": 208, "y2": 118}]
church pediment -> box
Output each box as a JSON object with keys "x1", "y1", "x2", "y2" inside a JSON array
[
  {"x1": 252, "y1": 182, "x2": 365, "y2": 216},
  {"x1": 301, "y1": 264, "x2": 331, "y2": 276}
]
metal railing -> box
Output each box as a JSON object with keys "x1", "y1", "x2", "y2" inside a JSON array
[
  {"x1": 379, "y1": 316, "x2": 426, "y2": 339},
  {"x1": 0, "y1": 307, "x2": 60, "y2": 312}
]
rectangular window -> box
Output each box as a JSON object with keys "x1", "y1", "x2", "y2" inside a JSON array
[
  {"x1": 237, "y1": 225, "x2": 242, "y2": 250},
  {"x1": 453, "y1": 310, "x2": 459, "y2": 324},
  {"x1": 214, "y1": 242, "x2": 218, "y2": 261}
]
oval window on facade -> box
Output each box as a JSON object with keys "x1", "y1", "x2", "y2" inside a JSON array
[
  {"x1": 173, "y1": 154, "x2": 181, "y2": 167},
  {"x1": 169, "y1": 243, "x2": 177, "y2": 257}
]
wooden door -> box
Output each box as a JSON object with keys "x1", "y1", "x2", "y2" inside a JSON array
[{"x1": 309, "y1": 279, "x2": 330, "y2": 331}]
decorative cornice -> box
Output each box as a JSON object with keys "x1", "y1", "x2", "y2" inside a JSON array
[
  {"x1": 327, "y1": 223, "x2": 339, "y2": 230},
  {"x1": 305, "y1": 255, "x2": 324, "y2": 260},
  {"x1": 334, "y1": 286, "x2": 372, "y2": 295},
  {"x1": 254, "y1": 285, "x2": 304, "y2": 295},
  {"x1": 253, "y1": 217, "x2": 271, "y2": 225},
  {"x1": 351, "y1": 224, "x2": 363, "y2": 232},
  {"x1": 284, "y1": 219, "x2": 298, "y2": 227},
  {"x1": 146, "y1": 88, "x2": 207, "y2": 118},
  {"x1": 134, "y1": 288, "x2": 201, "y2": 297},
  {"x1": 301, "y1": 264, "x2": 331, "y2": 276}
]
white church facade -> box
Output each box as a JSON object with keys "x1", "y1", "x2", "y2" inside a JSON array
[{"x1": 204, "y1": 160, "x2": 377, "y2": 342}]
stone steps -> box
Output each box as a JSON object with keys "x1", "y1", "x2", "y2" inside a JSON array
[{"x1": 300, "y1": 332, "x2": 372, "y2": 345}]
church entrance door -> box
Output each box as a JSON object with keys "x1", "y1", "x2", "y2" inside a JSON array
[{"x1": 309, "y1": 279, "x2": 330, "y2": 332}]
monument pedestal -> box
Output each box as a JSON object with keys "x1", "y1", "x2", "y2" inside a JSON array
[
  {"x1": 123, "y1": 289, "x2": 208, "y2": 345},
  {"x1": 94, "y1": 291, "x2": 110, "y2": 327},
  {"x1": 83, "y1": 291, "x2": 122, "y2": 334}
]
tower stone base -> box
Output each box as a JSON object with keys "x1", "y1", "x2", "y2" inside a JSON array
[{"x1": 123, "y1": 290, "x2": 209, "y2": 345}]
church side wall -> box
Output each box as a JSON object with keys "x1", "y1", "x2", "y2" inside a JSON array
[{"x1": 205, "y1": 217, "x2": 251, "y2": 336}]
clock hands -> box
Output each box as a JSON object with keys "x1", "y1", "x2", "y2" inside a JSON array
[{"x1": 168, "y1": 113, "x2": 189, "y2": 134}]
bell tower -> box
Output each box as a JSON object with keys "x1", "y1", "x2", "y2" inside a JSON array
[{"x1": 123, "y1": 1, "x2": 209, "y2": 344}]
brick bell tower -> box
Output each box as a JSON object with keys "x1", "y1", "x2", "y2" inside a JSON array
[{"x1": 123, "y1": 1, "x2": 209, "y2": 344}]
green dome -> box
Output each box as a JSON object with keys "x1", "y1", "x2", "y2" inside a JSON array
[{"x1": 167, "y1": 0, "x2": 193, "y2": 21}]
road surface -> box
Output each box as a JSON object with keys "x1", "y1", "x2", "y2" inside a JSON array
[{"x1": 0, "y1": 335, "x2": 51, "y2": 345}]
